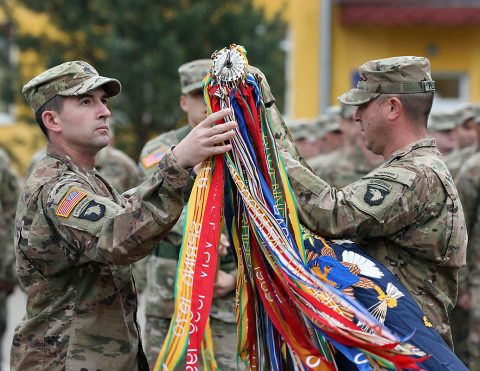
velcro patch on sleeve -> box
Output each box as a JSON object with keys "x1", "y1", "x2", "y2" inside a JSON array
[
  {"x1": 55, "y1": 187, "x2": 87, "y2": 217},
  {"x1": 142, "y1": 147, "x2": 168, "y2": 169}
]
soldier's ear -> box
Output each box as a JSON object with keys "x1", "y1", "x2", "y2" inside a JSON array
[
  {"x1": 385, "y1": 97, "x2": 402, "y2": 121},
  {"x1": 42, "y1": 111, "x2": 62, "y2": 133},
  {"x1": 179, "y1": 94, "x2": 188, "y2": 113}
]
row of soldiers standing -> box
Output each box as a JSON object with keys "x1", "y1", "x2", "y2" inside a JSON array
[
  {"x1": 287, "y1": 102, "x2": 480, "y2": 369},
  {"x1": 0, "y1": 59, "x2": 239, "y2": 370},
  {"x1": 0, "y1": 58, "x2": 478, "y2": 369}
]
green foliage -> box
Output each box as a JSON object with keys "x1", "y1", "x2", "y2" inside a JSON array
[{"x1": 14, "y1": 0, "x2": 286, "y2": 157}]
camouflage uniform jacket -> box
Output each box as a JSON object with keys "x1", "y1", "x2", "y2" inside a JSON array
[
  {"x1": 12, "y1": 144, "x2": 193, "y2": 371},
  {"x1": 137, "y1": 125, "x2": 237, "y2": 323},
  {"x1": 283, "y1": 138, "x2": 467, "y2": 346},
  {"x1": 309, "y1": 146, "x2": 380, "y2": 189},
  {"x1": 455, "y1": 152, "x2": 480, "y2": 322},
  {"x1": 95, "y1": 146, "x2": 144, "y2": 193},
  {"x1": 0, "y1": 148, "x2": 20, "y2": 290},
  {"x1": 445, "y1": 145, "x2": 477, "y2": 180}
]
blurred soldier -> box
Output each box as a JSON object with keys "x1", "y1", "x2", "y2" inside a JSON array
[
  {"x1": 445, "y1": 104, "x2": 479, "y2": 179},
  {"x1": 94, "y1": 123, "x2": 143, "y2": 193},
  {"x1": 137, "y1": 59, "x2": 238, "y2": 370},
  {"x1": 12, "y1": 60, "x2": 236, "y2": 370},
  {"x1": 287, "y1": 118, "x2": 322, "y2": 159},
  {"x1": 452, "y1": 109, "x2": 480, "y2": 368},
  {"x1": 0, "y1": 147, "x2": 19, "y2": 367},
  {"x1": 308, "y1": 104, "x2": 383, "y2": 188},
  {"x1": 320, "y1": 106, "x2": 344, "y2": 154},
  {"x1": 427, "y1": 110, "x2": 457, "y2": 156},
  {"x1": 282, "y1": 56, "x2": 466, "y2": 347},
  {"x1": 26, "y1": 126, "x2": 143, "y2": 194}
]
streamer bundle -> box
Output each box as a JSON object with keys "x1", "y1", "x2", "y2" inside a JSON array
[{"x1": 155, "y1": 44, "x2": 464, "y2": 371}]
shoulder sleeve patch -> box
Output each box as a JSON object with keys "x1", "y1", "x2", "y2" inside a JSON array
[
  {"x1": 141, "y1": 147, "x2": 168, "y2": 169},
  {"x1": 363, "y1": 167, "x2": 417, "y2": 187},
  {"x1": 55, "y1": 187, "x2": 87, "y2": 217}
]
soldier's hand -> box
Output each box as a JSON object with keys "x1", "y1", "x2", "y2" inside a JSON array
[
  {"x1": 213, "y1": 270, "x2": 236, "y2": 298},
  {"x1": 218, "y1": 233, "x2": 230, "y2": 257},
  {"x1": 173, "y1": 109, "x2": 237, "y2": 168}
]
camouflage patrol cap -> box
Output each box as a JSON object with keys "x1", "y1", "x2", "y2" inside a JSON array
[
  {"x1": 340, "y1": 104, "x2": 357, "y2": 120},
  {"x1": 338, "y1": 56, "x2": 435, "y2": 106},
  {"x1": 323, "y1": 112, "x2": 341, "y2": 133},
  {"x1": 455, "y1": 104, "x2": 478, "y2": 126},
  {"x1": 22, "y1": 61, "x2": 121, "y2": 113},
  {"x1": 428, "y1": 110, "x2": 456, "y2": 131},
  {"x1": 178, "y1": 59, "x2": 212, "y2": 94}
]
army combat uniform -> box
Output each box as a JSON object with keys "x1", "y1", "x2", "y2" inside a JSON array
[
  {"x1": 454, "y1": 152, "x2": 480, "y2": 368},
  {"x1": 138, "y1": 123, "x2": 238, "y2": 370},
  {"x1": 283, "y1": 57, "x2": 467, "y2": 348},
  {"x1": 12, "y1": 144, "x2": 194, "y2": 371},
  {"x1": 0, "y1": 148, "x2": 19, "y2": 367},
  {"x1": 27, "y1": 145, "x2": 142, "y2": 194},
  {"x1": 13, "y1": 60, "x2": 196, "y2": 371},
  {"x1": 95, "y1": 145, "x2": 144, "y2": 193},
  {"x1": 284, "y1": 138, "x2": 466, "y2": 347}
]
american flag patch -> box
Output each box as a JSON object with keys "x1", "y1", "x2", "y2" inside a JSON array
[
  {"x1": 142, "y1": 147, "x2": 168, "y2": 168},
  {"x1": 56, "y1": 187, "x2": 87, "y2": 217}
]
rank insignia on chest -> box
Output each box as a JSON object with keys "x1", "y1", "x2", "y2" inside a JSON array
[{"x1": 364, "y1": 181, "x2": 390, "y2": 206}]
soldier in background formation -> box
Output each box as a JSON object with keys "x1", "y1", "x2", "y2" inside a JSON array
[
  {"x1": 286, "y1": 117, "x2": 323, "y2": 160},
  {"x1": 12, "y1": 60, "x2": 236, "y2": 370},
  {"x1": 445, "y1": 104, "x2": 479, "y2": 178},
  {"x1": 281, "y1": 56, "x2": 466, "y2": 348},
  {"x1": 26, "y1": 125, "x2": 142, "y2": 194},
  {"x1": 451, "y1": 105, "x2": 480, "y2": 369},
  {"x1": 427, "y1": 109, "x2": 457, "y2": 156},
  {"x1": 136, "y1": 59, "x2": 238, "y2": 370},
  {"x1": 308, "y1": 104, "x2": 383, "y2": 188},
  {"x1": 0, "y1": 147, "x2": 19, "y2": 368}
]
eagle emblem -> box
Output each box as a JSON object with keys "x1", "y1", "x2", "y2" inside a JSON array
[
  {"x1": 364, "y1": 183, "x2": 390, "y2": 206},
  {"x1": 78, "y1": 200, "x2": 106, "y2": 221}
]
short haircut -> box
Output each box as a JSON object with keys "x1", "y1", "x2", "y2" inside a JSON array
[
  {"x1": 34, "y1": 95, "x2": 66, "y2": 138},
  {"x1": 384, "y1": 92, "x2": 434, "y2": 127}
]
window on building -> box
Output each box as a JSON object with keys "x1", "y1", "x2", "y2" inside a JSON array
[{"x1": 431, "y1": 72, "x2": 469, "y2": 110}]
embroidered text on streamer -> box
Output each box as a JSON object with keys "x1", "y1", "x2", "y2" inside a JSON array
[{"x1": 154, "y1": 44, "x2": 466, "y2": 371}]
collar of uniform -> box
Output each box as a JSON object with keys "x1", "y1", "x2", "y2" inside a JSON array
[
  {"x1": 46, "y1": 143, "x2": 91, "y2": 176},
  {"x1": 384, "y1": 138, "x2": 437, "y2": 164}
]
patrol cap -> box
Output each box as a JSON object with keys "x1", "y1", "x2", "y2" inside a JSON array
[
  {"x1": 455, "y1": 104, "x2": 478, "y2": 126},
  {"x1": 340, "y1": 104, "x2": 357, "y2": 120},
  {"x1": 321, "y1": 109, "x2": 341, "y2": 133},
  {"x1": 287, "y1": 118, "x2": 320, "y2": 141},
  {"x1": 428, "y1": 110, "x2": 456, "y2": 131},
  {"x1": 22, "y1": 61, "x2": 121, "y2": 113},
  {"x1": 178, "y1": 59, "x2": 212, "y2": 94},
  {"x1": 338, "y1": 56, "x2": 435, "y2": 106}
]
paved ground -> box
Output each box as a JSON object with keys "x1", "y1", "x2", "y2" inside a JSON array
[{"x1": 1, "y1": 287, "x2": 146, "y2": 371}]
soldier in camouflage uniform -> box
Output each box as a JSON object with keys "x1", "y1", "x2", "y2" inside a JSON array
[
  {"x1": 445, "y1": 104, "x2": 479, "y2": 179},
  {"x1": 286, "y1": 118, "x2": 323, "y2": 159},
  {"x1": 452, "y1": 112, "x2": 480, "y2": 368},
  {"x1": 12, "y1": 60, "x2": 236, "y2": 371},
  {"x1": 137, "y1": 59, "x2": 239, "y2": 370},
  {"x1": 308, "y1": 105, "x2": 383, "y2": 187},
  {"x1": 0, "y1": 147, "x2": 20, "y2": 367},
  {"x1": 26, "y1": 128, "x2": 142, "y2": 194},
  {"x1": 281, "y1": 56, "x2": 467, "y2": 348},
  {"x1": 427, "y1": 109, "x2": 457, "y2": 156}
]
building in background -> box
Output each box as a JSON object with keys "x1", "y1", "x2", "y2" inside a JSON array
[
  {"x1": 257, "y1": 0, "x2": 480, "y2": 119},
  {"x1": 4, "y1": 0, "x2": 480, "y2": 172}
]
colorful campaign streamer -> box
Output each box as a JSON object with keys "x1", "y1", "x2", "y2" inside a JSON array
[{"x1": 155, "y1": 44, "x2": 464, "y2": 371}]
